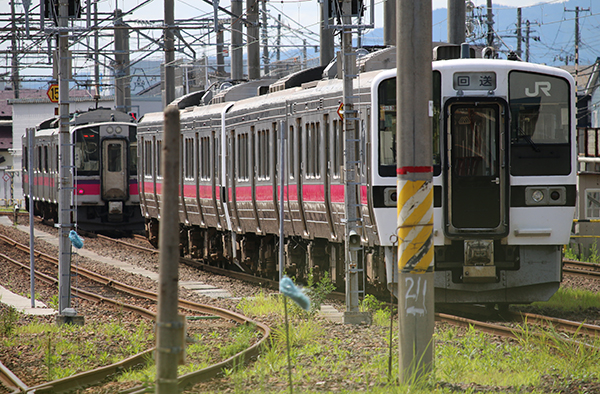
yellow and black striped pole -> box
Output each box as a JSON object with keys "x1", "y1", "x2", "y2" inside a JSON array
[{"x1": 396, "y1": 0, "x2": 434, "y2": 383}]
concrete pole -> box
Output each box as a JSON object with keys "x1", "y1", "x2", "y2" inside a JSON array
[
  {"x1": 525, "y1": 20, "x2": 530, "y2": 62},
  {"x1": 276, "y1": 14, "x2": 281, "y2": 63},
  {"x1": 114, "y1": 9, "x2": 131, "y2": 113},
  {"x1": 320, "y1": 1, "x2": 335, "y2": 65},
  {"x1": 341, "y1": 0, "x2": 362, "y2": 323},
  {"x1": 94, "y1": 1, "x2": 100, "y2": 99},
  {"x1": 383, "y1": 0, "x2": 396, "y2": 46},
  {"x1": 216, "y1": 24, "x2": 225, "y2": 76},
  {"x1": 261, "y1": 0, "x2": 269, "y2": 76},
  {"x1": 11, "y1": 0, "x2": 19, "y2": 98},
  {"x1": 164, "y1": 0, "x2": 176, "y2": 106},
  {"x1": 396, "y1": 0, "x2": 434, "y2": 383},
  {"x1": 516, "y1": 8, "x2": 522, "y2": 59},
  {"x1": 247, "y1": 0, "x2": 260, "y2": 79},
  {"x1": 28, "y1": 128, "x2": 35, "y2": 308},
  {"x1": 231, "y1": 0, "x2": 243, "y2": 79},
  {"x1": 156, "y1": 106, "x2": 182, "y2": 393},
  {"x1": 486, "y1": 0, "x2": 494, "y2": 48},
  {"x1": 447, "y1": 0, "x2": 465, "y2": 45},
  {"x1": 58, "y1": 0, "x2": 73, "y2": 317}
]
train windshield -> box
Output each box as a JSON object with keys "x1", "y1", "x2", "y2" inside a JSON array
[
  {"x1": 509, "y1": 71, "x2": 571, "y2": 175},
  {"x1": 74, "y1": 126, "x2": 100, "y2": 175},
  {"x1": 377, "y1": 76, "x2": 441, "y2": 177}
]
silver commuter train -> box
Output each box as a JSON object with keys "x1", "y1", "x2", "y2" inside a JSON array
[
  {"x1": 138, "y1": 53, "x2": 576, "y2": 305},
  {"x1": 22, "y1": 108, "x2": 144, "y2": 233}
]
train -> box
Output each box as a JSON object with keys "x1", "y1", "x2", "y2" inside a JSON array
[
  {"x1": 22, "y1": 108, "x2": 144, "y2": 233},
  {"x1": 137, "y1": 47, "x2": 576, "y2": 305}
]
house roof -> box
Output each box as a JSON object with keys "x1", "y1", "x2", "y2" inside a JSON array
[
  {"x1": 1, "y1": 88, "x2": 100, "y2": 117},
  {"x1": 559, "y1": 60, "x2": 600, "y2": 96}
]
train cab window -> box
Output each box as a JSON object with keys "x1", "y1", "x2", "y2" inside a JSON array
[
  {"x1": 74, "y1": 127, "x2": 99, "y2": 175},
  {"x1": 509, "y1": 71, "x2": 571, "y2": 175},
  {"x1": 377, "y1": 76, "x2": 442, "y2": 177}
]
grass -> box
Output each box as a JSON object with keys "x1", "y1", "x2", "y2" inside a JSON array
[{"x1": 531, "y1": 286, "x2": 600, "y2": 310}]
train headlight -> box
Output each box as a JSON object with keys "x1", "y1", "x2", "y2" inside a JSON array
[
  {"x1": 107, "y1": 126, "x2": 114, "y2": 134},
  {"x1": 531, "y1": 190, "x2": 544, "y2": 203},
  {"x1": 115, "y1": 126, "x2": 122, "y2": 134}
]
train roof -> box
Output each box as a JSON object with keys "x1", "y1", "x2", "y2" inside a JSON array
[{"x1": 36, "y1": 108, "x2": 135, "y2": 131}]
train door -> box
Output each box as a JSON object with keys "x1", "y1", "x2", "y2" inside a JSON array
[
  {"x1": 288, "y1": 117, "x2": 308, "y2": 236},
  {"x1": 101, "y1": 139, "x2": 128, "y2": 200},
  {"x1": 445, "y1": 100, "x2": 508, "y2": 236}
]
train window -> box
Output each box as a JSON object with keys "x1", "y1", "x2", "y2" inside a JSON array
[
  {"x1": 332, "y1": 119, "x2": 342, "y2": 178},
  {"x1": 213, "y1": 133, "x2": 220, "y2": 183},
  {"x1": 43, "y1": 146, "x2": 49, "y2": 172},
  {"x1": 305, "y1": 122, "x2": 321, "y2": 179},
  {"x1": 144, "y1": 140, "x2": 152, "y2": 177},
  {"x1": 184, "y1": 138, "x2": 194, "y2": 179},
  {"x1": 200, "y1": 136, "x2": 210, "y2": 180},
  {"x1": 377, "y1": 78, "x2": 396, "y2": 177},
  {"x1": 451, "y1": 105, "x2": 499, "y2": 177},
  {"x1": 23, "y1": 147, "x2": 28, "y2": 171},
  {"x1": 129, "y1": 141, "x2": 137, "y2": 176},
  {"x1": 74, "y1": 127, "x2": 99, "y2": 175},
  {"x1": 433, "y1": 70, "x2": 441, "y2": 176},
  {"x1": 238, "y1": 132, "x2": 249, "y2": 181},
  {"x1": 36, "y1": 147, "x2": 42, "y2": 171},
  {"x1": 258, "y1": 129, "x2": 270, "y2": 180},
  {"x1": 509, "y1": 71, "x2": 571, "y2": 176},
  {"x1": 289, "y1": 125, "x2": 295, "y2": 179},
  {"x1": 107, "y1": 143, "x2": 122, "y2": 172},
  {"x1": 156, "y1": 140, "x2": 162, "y2": 177}
]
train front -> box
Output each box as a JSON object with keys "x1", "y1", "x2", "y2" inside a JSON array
[{"x1": 372, "y1": 59, "x2": 576, "y2": 305}]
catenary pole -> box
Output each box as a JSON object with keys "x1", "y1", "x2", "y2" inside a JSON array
[
  {"x1": 447, "y1": 0, "x2": 465, "y2": 45},
  {"x1": 156, "y1": 106, "x2": 182, "y2": 393},
  {"x1": 247, "y1": 0, "x2": 260, "y2": 79},
  {"x1": 396, "y1": 0, "x2": 434, "y2": 383},
  {"x1": 231, "y1": 0, "x2": 243, "y2": 79},
  {"x1": 57, "y1": 0, "x2": 73, "y2": 317},
  {"x1": 164, "y1": 0, "x2": 175, "y2": 106},
  {"x1": 28, "y1": 128, "x2": 35, "y2": 308}
]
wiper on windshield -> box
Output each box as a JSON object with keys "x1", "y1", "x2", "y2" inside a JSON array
[{"x1": 517, "y1": 127, "x2": 540, "y2": 152}]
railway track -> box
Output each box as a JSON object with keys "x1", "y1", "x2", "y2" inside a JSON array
[
  {"x1": 562, "y1": 258, "x2": 600, "y2": 279},
  {"x1": 0, "y1": 233, "x2": 271, "y2": 393}
]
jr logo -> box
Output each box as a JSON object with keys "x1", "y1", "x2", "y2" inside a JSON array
[{"x1": 525, "y1": 81, "x2": 551, "y2": 97}]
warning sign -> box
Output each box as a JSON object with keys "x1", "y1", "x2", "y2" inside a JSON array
[{"x1": 47, "y1": 84, "x2": 59, "y2": 103}]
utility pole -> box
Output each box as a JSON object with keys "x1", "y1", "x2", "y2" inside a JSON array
[
  {"x1": 247, "y1": 0, "x2": 260, "y2": 79},
  {"x1": 525, "y1": 20, "x2": 530, "y2": 62},
  {"x1": 57, "y1": 0, "x2": 74, "y2": 319},
  {"x1": 156, "y1": 106, "x2": 183, "y2": 394},
  {"x1": 231, "y1": 0, "x2": 243, "y2": 79},
  {"x1": 164, "y1": 0, "x2": 175, "y2": 106},
  {"x1": 447, "y1": 0, "x2": 465, "y2": 45},
  {"x1": 565, "y1": 6, "x2": 590, "y2": 90},
  {"x1": 261, "y1": 0, "x2": 269, "y2": 76},
  {"x1": 396, "y1": 0, "x2": 434, "y2": 383},
  {"x1": 486, "y1": 0, "x2": 494, "y2": 48},
  {"x1": 114, "y1": 9, "x2": 131, "y2": 114},
  {"x1": 516, "y1": 8, "x2": 522, "y2": 60}
]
